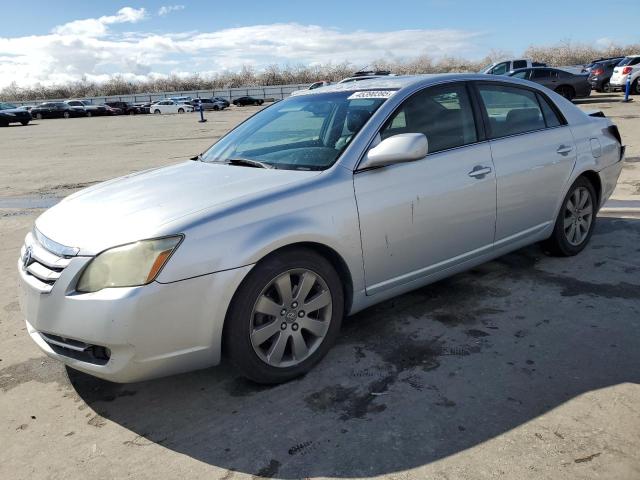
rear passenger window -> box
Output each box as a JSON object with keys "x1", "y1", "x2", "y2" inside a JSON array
[
  {"x1": 513, "y1": 60, "x2": 528, "y2": 69},
  {"x1": 380, "y1": 83, "x2": 477, "y2": 153},
  {"x1": 536, "y1": 93, "x2": 562, "y2": 128},
  {"x1": 478, "y1": 85, "x2": 546, "y2": 138}
]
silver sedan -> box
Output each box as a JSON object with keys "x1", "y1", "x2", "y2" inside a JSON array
[{"x1": 18, "y1": 74, "x2": 624, "y2": 384}]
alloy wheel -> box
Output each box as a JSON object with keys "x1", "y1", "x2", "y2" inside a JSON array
[
  {"x1": 563, "y1": 186, "x2": 593, "y2": 246},
  {"x1": 250, "y1": 269, "x2": 332, "y2": 368}
]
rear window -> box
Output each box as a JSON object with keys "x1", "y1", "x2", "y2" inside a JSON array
[
  {"x1": 512, "y1": 60, "x2": 528, "y2": 69},
  {"x1": 619, "y1": 57, "x2": 640, "y2": 66},
  {"x1": 477, "y1": 84, "x2": 546, "y2": 138}
]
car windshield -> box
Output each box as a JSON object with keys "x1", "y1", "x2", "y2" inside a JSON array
[
  {"x1": 201, "y1": 91, "x2": 392, "y2": 170},
  {"x1": 0, "y1": 102, "x2": 17, "y2": 110}
]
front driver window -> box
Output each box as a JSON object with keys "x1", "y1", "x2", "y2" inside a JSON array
[{"x1": 380, "y1": 83, "x2": 478, "y2": 153}]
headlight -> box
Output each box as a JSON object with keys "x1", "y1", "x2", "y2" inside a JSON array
[{"x1": 76, "y1": 236, "x2": 183, "y2": 293}]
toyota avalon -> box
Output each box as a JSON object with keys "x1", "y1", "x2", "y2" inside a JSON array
[{"x1": 18, "y1": 74, "x2": 624, "y2": 384}]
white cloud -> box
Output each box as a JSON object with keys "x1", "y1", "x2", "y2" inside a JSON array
[
  {"x1": 0, "y1": 8, "x2": 484, "y2": 89},
  {"x1": 52, "y1": 7, "x2": 147, "y2": 37},
  {"x1": 158, "y1": 5, "x2": 185, "y2": 16}
]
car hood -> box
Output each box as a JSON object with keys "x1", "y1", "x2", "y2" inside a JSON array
[{"x1": 35, "y1": 161, "x2": 320, "y2": 255}]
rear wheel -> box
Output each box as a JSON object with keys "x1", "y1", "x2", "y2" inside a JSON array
[
  {"x1": 154, "y1": 109, "x2": 161, "y2": 115},
  {"x1": 63, "y1": 111, "x2": 70, "y2": 119},
  {"x1": 129, "y1": 110, "x2": 135, "y2": 115},
  {"x1": 36, "y1": 113, "x2": 43, "y2": 120},
  {"x1": 225, "y1": 248, "x2": 344, "y2": 384},
  {"x1": 86, "y1": 111, "x2": 92, "y2": 117},
  {"x1": 21, "y1": 120, "x2": 29, "y2": 126},
  {"x1": 632, "y1": 79, "x2": 640, "y2": 95},
  {"x1": 543, "y1": 177, "x2": 597, "y2": 256},
  {"x1": 555, "y1": 85, "x2": 575, "y2": 101},
  {"x1": 178, "y1": 108, "x2": 185, "y2": 114},
  {"x1": 213, "y1": 105, "x2": 219, "y2": 111},
  {"x1": 602, "y1": 81, "x2": 611, "y2": 93}
]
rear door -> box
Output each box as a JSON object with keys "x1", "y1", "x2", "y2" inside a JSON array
[
  {"x1": 474, "y1": 82, "x2": 576, "y2": 243},
  {"x1": 354, "y1": 82, "x2": 496, "y2": 294}
]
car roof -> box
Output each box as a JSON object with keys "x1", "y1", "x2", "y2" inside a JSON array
[{"x1": 294, "y1": 73, "x2": 526, "y2": 97}]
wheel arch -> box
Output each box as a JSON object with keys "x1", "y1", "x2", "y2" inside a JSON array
[
  {"x1": 579, "y1": 170, "x2": 602, "y2": 209},
  {"x1": 220, "y1": 240, "x2": 354, "y2": 357}
]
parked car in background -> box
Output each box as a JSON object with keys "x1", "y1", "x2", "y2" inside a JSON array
[
  {"x1": 191, "y1": 98, "x2": 228, "y2": 111},
  {"x1": 338, "y1": 70, "x2": 395, "y2": 84},
  {"x1": 16, "y1": 105, "x2": 33, "y2": 112},
  {"x1": 582, "y1": 56, "x2": 624, "y2": 74},
  {"x1": 66, "y1": 100, "x2": 107, "y2": 117},
  {"x1": 610, "y1": 55, "x2": 640, "y2": 94},
  {"x1": 232, "y1": 96, "x2": 264, "y2": 106},
  {"x1": 30, "y1": 102, "x2": 86, "y2": 119},
  {"x1": 308, "y1": 81, "x2": 331, "y2": 89},
  {"x1": 150, "y1": 100, "x2": 194, "y2": 114},
  {"x1": 587, "y1": 58, "x2": 624, "y2": 92},
  {"x1": 18, "y1": 74, "x2": 623, "y2": 384},
  {"x1": 134, "y1": 103, "x2": 151, "y2": 114},
  {"x1": 170, "y1": 96, "x2": 193, "y2": 104},
  {"x1": 213, "y1": 97, "x2": 230, "y2": 107},
  {"x1": 105, "y1": 101, "x2": 141, "y2": 115},
  {"x1": 480, "y1": 59, "x2": 547, "y2": 75},
  {"x1": 507, "y1": 67, "x2": 590, "y2": 100},
  {"x1": 104, "y1": 104, "x2": 123, "y2": 115},
  {"x1": 0, "y1": 102, "x2": 32, "y2": 126}
]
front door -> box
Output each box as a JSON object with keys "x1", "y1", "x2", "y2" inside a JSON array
[{"x1": 354, "y1": 82, "x2": 497, "y2": 295}]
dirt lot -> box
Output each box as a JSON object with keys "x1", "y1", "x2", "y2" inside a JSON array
[{"x1": 1, "y1": 94, "x2": 639, "y2": 479}]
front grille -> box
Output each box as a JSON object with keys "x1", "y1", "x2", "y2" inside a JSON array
[
  {"x1": 19, "y1": 229, "x2": 77, "y2": 293},
  {"x1": 40, "y1": 332, "x2": 110, "y2": 365}
]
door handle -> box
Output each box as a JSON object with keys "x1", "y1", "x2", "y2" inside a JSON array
[
  {"x1": 468, "y1": 165, "x2": 492, "y2": 179},
  {"x1": 556, "y1": 145, "x2": 573, "y2": 156}
]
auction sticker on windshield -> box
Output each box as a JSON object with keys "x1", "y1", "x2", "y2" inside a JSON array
[{"x1": 348, "y1": 90, "x2": 396, "y2": 100}]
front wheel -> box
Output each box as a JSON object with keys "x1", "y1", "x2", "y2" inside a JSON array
[
  {"x1": 36, "y1": 113, "x2": 43, "y2": 120},
  {"x1": 225, "y1": 248, "x2": 344, "y2": 384},
  {"x1": 86, "y1": 111, "x2": 92, "y2": 117},
  {"x1": 63, "y1": 111, "x2": 70, "y2": 119},
  {"x1": 178, "y1": 108, "x2": 185, "y2": 113},
  {"x1": 154, "y1": 109, "x2": 161, "y2": 114},
  {"x1": 632, "y1": 79, "x2": 640, "y2": 95},
  {"x1": 543, "y1": 177, "x2": 597, "y2": 256},
  {"x1": 21, "y1": 120, "x2": 29, "y2": 126}
]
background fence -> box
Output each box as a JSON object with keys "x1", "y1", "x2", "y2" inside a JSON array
[{"x1": 7, "y1": 83, "x2": 312, "y2": 106}]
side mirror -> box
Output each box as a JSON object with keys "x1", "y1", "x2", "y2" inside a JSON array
[{"x1": 359, "y1": 133, "x2": 428, "y2": 170}]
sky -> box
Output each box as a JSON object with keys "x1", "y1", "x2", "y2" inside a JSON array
[{"x1": 1, "y1": 0, "x2": 638, "y2": 88}]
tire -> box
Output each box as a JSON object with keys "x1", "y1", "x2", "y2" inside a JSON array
[
  {"x1": 36, "y1": 113, "x2": 43, "y2": 120},
  {"x1": 21, "y1": 120, "x2": 29, "y2": 126},
  {"x1": 225, "y1": 247, "x2": 344, "y2": 384},
  {"x1": 86, "y1": 111, "x2": 92, "y2": 117},
  {"x1": 154, "y1": 109, "x2": 161, "y2": 115},
  {"x1": 213, "y1": 105, "x2": 219, "y2": 111},
  {"x1": 602, "y1": 81, "x2": 611, "y2": 93},
  {"x1": 555, "y1": 85, "x2": 575, "y2": 101},
  {"x1": 63, "y1": 111, "x2": 70, "y2": 119},
  {"x1": 178, "y1": 108, "x2": 185, "y2": 114},
  {"x1": 129, "y1": 110, "x2": 135, "y2": 115},
  {"x1": 0, "y1": 121, "x2": 8, "y2": 127},
  {"x1": 632, "y1": 79, "x2": 640, "y2": 95},
  {"x1": 543, "y1": 176, "x2": 597, "y2": 256}
]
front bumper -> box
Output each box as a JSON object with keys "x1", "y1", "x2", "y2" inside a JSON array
[{"x1": 18, "y1": 249, "x2": 252, "y2": 382}]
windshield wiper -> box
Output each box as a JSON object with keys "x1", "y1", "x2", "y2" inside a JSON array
[{"x1": 226, "y1": 158, "x2": 273, "y2": 169}]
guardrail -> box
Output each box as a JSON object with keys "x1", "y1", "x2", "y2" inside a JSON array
[{"x1": 6, "y1": 83, "x2": 312, "y2": 106}]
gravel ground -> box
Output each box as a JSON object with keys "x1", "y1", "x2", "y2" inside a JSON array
[{"x1": 1, "y1": 94, "x2": 639, "y2": 479}]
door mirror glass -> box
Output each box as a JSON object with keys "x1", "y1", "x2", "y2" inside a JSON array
[{"x1": 359, "y1": 133, "x2": 428, "y2": 169}]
